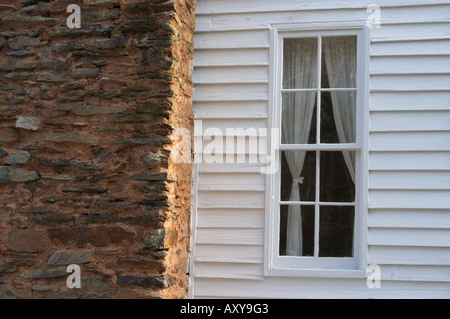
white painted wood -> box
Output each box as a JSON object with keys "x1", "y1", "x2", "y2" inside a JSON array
[
  {"x1": 369, "y1": 152, "x2": 450, "y2": 171},
  {"x1": 195, "y1": 262, "x2": 264, "y2": 280},
  {"x1": 196, "y1": 208, "x2": 265, "y2": 228},
  {"x1": 197, "y1": 191, "x2": 265, "y2": 209},
  {"x1": 198, "y1": 173, "x2": 265, "y2": 191},
  {"x1": 194, "y1": 30, "x2": 269, "y2": 49},
  {"x1": 368, "y1": 246, "x2": 450, "y2": 266},
  {"x1": 196, "y1": 6, "x2": 450, "y2": 32},
  {"x1": 370, "y1": 132, "x2": 450, "y2": 151},
  {"x1": 193, "y1": 48, "x2": 269, "y2": 67},
  {"x1": 193, "y1": 66, "x2": 269, "y2": 84},
  {"x1": 193, "y1": 83, "x2": 268, "y2": 101},
  {"x1": 370, "y1": 39, "x2": 450, "y2": 56},
  {"x1": 191, "y1": 0, "x2": 450, "y2": 299},
  {"x1": 369, "y1": 171, "x2": 450, "y2": 190},
  {"x1": 370, "y1": 75, "x2": 450, "y2": 91},
  {"x1": 194, "y1": 277, "x2": 450, "y2": 298},
  {"x1": 195, "y1": 0, "x2": 450, "y2": 15},
  {"x1": 368, "y1": 228, "x2": 450, "y2": 247},
  {"x1": 370, "y1": 23, "x2": 450, "y2": 42},
  {"x1": 370, "y1": 91, "x2": 450, "y2": 111},
  {"x1": 378, "y1": 265, "x2": 450, "y2": 282},
  {"x1": 369, "y1": 210, "x2": 450, "y2": 229},
  {"x1": 196, "y1": 228, "x2": 264, "y2": 245},
  {"x1": 194, "y1": 101, "x2": 267, "y2": 119},
  {"x1": 369, "y1": 190, "x2": 450, "y2": 209},
  {"x1": 370, "y1": 111, "x2": 450, "y2": 132},
  {"x1": 370, "y1": 56, "x2": 450, "y2": 75},
  {"x1": 195, "y1": 244, "x2": 264, "y2": 264}
]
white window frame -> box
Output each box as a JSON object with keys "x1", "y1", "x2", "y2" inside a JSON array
[{"x1": 265, "y1": 22, "x2": 370, "y2": 278}]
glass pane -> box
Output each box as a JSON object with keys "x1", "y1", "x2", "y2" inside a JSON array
[
  {"x1": 320, "y1": 151, "x2": 355, "y2": 202},
  {"x1": 281, "y1": 151, "x2": 316, "y2": 202},
  {"x1": 319, "y1": 206, "x2": 354, "y2": 257},
  {"x1": 279, "y1": 205, "x2": 315, "y2": 256},
  {"x1": 320, "y1": 91, "x2": 356, "y2": 144},
  {"x1": 322, "y1": 36, "x2": 357, "y2": 88},
  {"x1": 283, "y1": 38, "x2": 318, "y2": 89},
  {"x1": 281, "y1": 92, "x2": 317, "y2": 145}
]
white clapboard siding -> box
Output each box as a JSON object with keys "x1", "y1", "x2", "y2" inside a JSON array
[
  {"x1": 369, "y1": 210, "x2": 450, "y2": 229},
  {"x1": 196, "y1": 6, "x2": 450, "y2": 32},
  {"x1": 370, "y1": 91, "x2": 450, "y2": 111},
  {"x1": 369, "y1": 151, "x2": 450, "y2": 171},
  {"x1": 370, "y1": 39, "x2": 450, "y2": 56},
  {"x1": 191, "y1": 0, "x2": 450, "y2": 299},
  {"x1": 370, "y1": 111, "x2": 450, "y2": 132},
  {"x1": 194, "y1": 101, "x2": 268, "y2": 119}
]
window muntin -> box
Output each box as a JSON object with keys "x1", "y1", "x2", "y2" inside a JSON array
[{"x1": 272, "y1": 30, "x2": 363, "y2": 271}]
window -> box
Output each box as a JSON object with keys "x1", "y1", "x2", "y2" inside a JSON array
[{"x1": 267, "y1": 25, "x2": 368, "y2": 276}]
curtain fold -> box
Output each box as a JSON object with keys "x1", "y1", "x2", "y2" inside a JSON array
[
  {"x1": 323, "y1": 37, "x2": 357, "y2": 183},
  {"x1": 282, "y1": 39, "x2": 317, "y2": 256}
]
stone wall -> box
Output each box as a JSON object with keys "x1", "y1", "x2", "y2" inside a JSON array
[{"x1": 0, "y1": 0, "x2": 195, "y2": 299}]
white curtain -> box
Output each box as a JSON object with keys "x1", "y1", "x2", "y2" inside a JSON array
[
  {"x1": 282, "y1": 39, "x2": 317, "y2": 256},
  {"x1": 323, "y1": 37, "x2": 357, "y2": 182}
]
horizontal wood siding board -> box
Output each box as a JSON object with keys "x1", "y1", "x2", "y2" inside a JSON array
[
  {"x1": 368, "y1": 246, "x2": 450, "y2": 266},
  {"x1": 195, "y1": 0, "x2": 450, "y2": 15},
  {"x1": 369, "y1": 171, "x2": 450, "y2": 190},
  {"x1": 370, "y1": 91, "x2": 450, "y2": 111},
  {"x1": 369, "y1": 210, "x2": 450, "y2": 229},
  {"x1": 368, "y1": 228, "x2": 450, "y2": 248},
  {"x1": 196, "y1": 6, "x2": 450, "y2": 32},
  {"x1": 369, "y1": 190, "x2": 450, "y2": 209},
  {"x1": 369, "y1": 151, "x2": 450, "y2": 171}
]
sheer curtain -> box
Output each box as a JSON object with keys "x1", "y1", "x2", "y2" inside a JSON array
[
  {"x1": 323, "y1": 37, "x2": 357, "y2": 182},
  {"x1": 282, "y1": 39, "x2": 317, "y2": 256}
]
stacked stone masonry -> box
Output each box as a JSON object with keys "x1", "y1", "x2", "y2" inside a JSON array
[{"x1": 0, "y1": 0, "x2": 195, "y2": 299}]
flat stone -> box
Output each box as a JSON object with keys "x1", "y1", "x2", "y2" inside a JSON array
[
  {"x1": 70, "y1": 160, "x2": 102, "y2": 170},
  {"x1": 48, "y1": 225, "x2": 135, "y2": 247},
  {"x1": 0, "y1": 166, "x2": 39, "y2": 182},
  {"x1": 72, "y1": 104, "x2": 126, "y2": 115},
  {"x1": 43, "y1": 133, "x2": 98, "y2": 145},
  {"x1": 47, "y1": 250, "x2": 91, "y2": 265},
  {"x1": 0, "y1": 284, "x2": 30, "y2": 299},
  {"x1": 142, "y1": 229, "x2": 168, "y2": 250},
  {"x1": 6, "y1": 72, "x2": 34, "y2": 80},
  {"x1": 0, "y1": 129, "x2": 20, "y2": 142},
  {"x1": 15, "y1": 116, "x2": 40, "y2": 131},
  {"x1": 0, "y1": 59, "x2": 35, "y2": 71},
  {"x1": 113, "y1": 136, "x2": 171, "y2": 147},
  {"x1": 6, "y1": 50, "x2": 30, "y2": 56},
  {"x1": 8, "y1": 229, "x2": 43, "y2": 253},
  {"x1": 0, "y1": 148, "x2": 8, "y2": 157},
  {"x1": 70, "y1": 68, "x2": 100, "y2": 79},
  {"x1": 30, "y1": 214, "x2": 75, "y2": 224},
  {"x1": 1, "y1": 14, "x2": 59, "y2": 27},
  {"x1": 62, "y1": 185, "x2": 106, "y2": 193},
  {"x1": 116, "y1": 274, "x2": 174, "y2": 289},
  {"x1": 37, "y1": 72, "x2": 68, "y2": 82},
  {"x1": 90, "y1": 36, "x2": 128, "y2": 49},
  {"x1": 5, "y1": 151, "x2": 30, "y2": 165},
  {"x1": 54, "y1": 40, "x2": 86, "y2": 53},
  {"x1": 22, "y1": 267, "x2": 67, "y2": 279},
  {"x1": 61, "y1": 81, "x2": 86, "y2": 92}
]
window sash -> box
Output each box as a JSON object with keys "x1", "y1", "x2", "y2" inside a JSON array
[{"x1": 269, "y1": 27, "x2": 366, "y2": 273}]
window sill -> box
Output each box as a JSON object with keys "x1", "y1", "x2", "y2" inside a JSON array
[{"x1": 265, "y1": 267, "x2": 366, "y2": 279}]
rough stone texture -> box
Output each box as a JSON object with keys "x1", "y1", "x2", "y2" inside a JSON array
[{"x1": 0, "y1": 0, "x2": 195, "y2": 299}]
